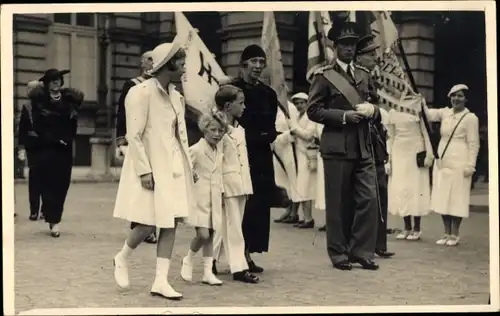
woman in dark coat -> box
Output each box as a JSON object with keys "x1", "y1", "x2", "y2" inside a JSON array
[
  {"x1": 27, "y1": 68, "x2": 84, "y2": 237},
  {"x1": 230, "y1": 45, "x2": 279, "y2": 273}
]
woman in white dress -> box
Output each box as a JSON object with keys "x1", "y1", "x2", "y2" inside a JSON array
[
  {"x1": 386, "y1": 106, "x2": 433, "y2": 241},
  {"x1": 289, "y1": 92, "x2": 318, "y2": 229},
  {"x1": 423, "y1": 84, "x2": 480, "y2": 246},
  {"x1": 112, "y1": 41, "x2": 195, "y2": 300}
]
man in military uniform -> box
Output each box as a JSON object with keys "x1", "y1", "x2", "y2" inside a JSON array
[
  {"x1": 307, "y1": 22, "x2": 381, "y2": 271},
  {"x1": 355, "y1": 34, "x2": 395, "y2": 258},
  {"x1": 115, "y1": 50, "x2": 157, "y2": 244}
]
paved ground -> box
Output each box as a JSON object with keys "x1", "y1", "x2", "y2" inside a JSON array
[{"x1": 11, "y1": 182, "x2": 490, "y2": 313}]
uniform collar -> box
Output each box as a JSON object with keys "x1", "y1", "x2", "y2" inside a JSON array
[{"x1": 336, "y1": 59, "x2": 355, "y2": 73}]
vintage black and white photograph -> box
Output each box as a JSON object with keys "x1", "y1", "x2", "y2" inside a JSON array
[{"x1": 1, "y1": 1, "x2": 498, "y2": 315}]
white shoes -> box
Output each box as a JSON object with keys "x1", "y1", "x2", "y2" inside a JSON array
[
  {"x1": 113, "y1": 254, "x2": 130, "y2": 289},
  {"x1": 202, "y1": 273, "x2": 223, "y2": 286},
  {"x1": 436, "y1": 234, "x2": 460, "y2": 246},
  {"x1": 436, "y1": 235, "x2": 449, "y2": 245},
  {"x1": 445, "y1": 235, "x2": 460, "y2": 246},
  {"x1": 406, "y1": 231, "x2": 422, "y2": 241},
  {"x1": 151, "y1": 280, "x2": 183, "y2": 300},
  {"x1": 396, "y1": 230, "x2": 410, "y2": 240},
  {"x1": 180, "y1": 256, "x2": 223, "y2": 286},
  {"x1": 180, "y1": 257, "x2": 193, "y2": 282}
]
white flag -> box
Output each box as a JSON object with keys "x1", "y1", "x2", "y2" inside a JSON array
[
  {"x1": 261, "y1": 11, "x2": 289, "y2": 116},
  {"x1": 175, "y1": 12, "x2": 226, "y2": 114}
]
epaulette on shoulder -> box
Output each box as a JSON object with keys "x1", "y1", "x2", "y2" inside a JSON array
[
  {"x1": 313, "y1": 64, "x2": 334, "y2": 75},
  {"x1": 355, "y1": 64, "x2": 370, "y2": 73}
]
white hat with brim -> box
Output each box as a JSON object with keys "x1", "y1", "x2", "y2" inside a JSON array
[
  {"x1": 147, "y1": 38, "x2": 183, "y2": 75},
  {"x1": 291, "y1": 92, "x2": 309, "y2": 101},
  {"x1": 447, "y1": 84, "x2": 469, "y2": 98}
]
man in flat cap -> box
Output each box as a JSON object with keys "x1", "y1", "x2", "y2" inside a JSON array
[
  {"x1": 307, "y1": 22, "x2": 381, "y2": 271},
  {"x1": 355, "y1": 34, "x2": 395, "y2": 259},
  {"x1": 115, "y1": 50, "x2": 157, "y2": 244}
]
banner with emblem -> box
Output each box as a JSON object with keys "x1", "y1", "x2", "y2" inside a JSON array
[
  {"x1": 174, "y1": 12, "x2": 227, "y2": 114},
  {"x1": 306, "y1": 11, "x2": 335, "y2": 82},
  {"x1": 261, "y1": 11, "x2": 290, "y2": 117},
  {"x1": 369, "y1": 11, "x2": 424, "y2": 115}
]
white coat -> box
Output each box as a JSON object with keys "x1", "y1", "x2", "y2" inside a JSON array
[
  {"x1": 221, "y1": 124, "x2": 253, "y2": 197},
  {"x1": 113, "y1": 79, "x2": 195, "y2": 229},
  {"x1": 291, "y1": 112, "x2": 318, "y2": 202},
  {"x1": 425, "y1": 107, "x2": 480, "y2": 218},
  {"x1": 272, "y1": 103, "x2": 300, "y2": 202},
  {"x1": 188, "y1": 138, "x2": 224, "y2": 230}
]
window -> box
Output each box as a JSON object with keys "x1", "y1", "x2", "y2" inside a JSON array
[{"x1": 49, "y1": 14, "x2": 98, "y2": 101}]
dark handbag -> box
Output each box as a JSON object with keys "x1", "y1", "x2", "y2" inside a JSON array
[
  {"x1": 269, "y1": 185, "x2": 292, "y2": 208},
  {"x1": 416, "y1": 151, "x2": 427, "y2": 168}
]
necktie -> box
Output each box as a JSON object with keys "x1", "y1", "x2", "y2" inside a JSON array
[{"x1": 347, "y1": 65, "x2": 355, "y2": 82}]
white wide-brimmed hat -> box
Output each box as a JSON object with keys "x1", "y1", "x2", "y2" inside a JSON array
[
  {"x1": 447, "y1": 84, "x2": 469, "y2": 97},
  {"x1": 147, "y1": 38, "x2": 183, "y2": 75},
  {"x1": 291, "y1": 92, "x2": 308, "y2": 101}
]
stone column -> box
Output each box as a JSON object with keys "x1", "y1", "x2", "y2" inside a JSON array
[{"x1": 396, "y1": 13, "x2": 436, "y2": 105}]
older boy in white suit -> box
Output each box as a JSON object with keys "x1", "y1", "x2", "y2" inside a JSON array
[{"x1": 212, "y1": 84, "x2": 259, "y2": 283}]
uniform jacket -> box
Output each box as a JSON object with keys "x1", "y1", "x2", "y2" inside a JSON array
[
  {"x1": 306, "y1": 61, "x2": 380, "y2": 160},
  {"x1": 356, "y1": 65, "x2": 388, "y2": 165}
]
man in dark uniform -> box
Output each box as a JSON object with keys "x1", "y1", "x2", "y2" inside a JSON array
[
  {"x1": 115, "y1": 50, "x2": 157, "y2": 244},
  {"x1": 307, "y1": 22, "x2": 381, "y2": 271},
  {"x1": 18, "y1": 81, "x2": 46, "y2": 221},
  {"x1": 355, "y1": 34, "x2": 395, "y2": 258},
  {"x1": 230, "y1": 44, "x2": 279, "y2": 274}
]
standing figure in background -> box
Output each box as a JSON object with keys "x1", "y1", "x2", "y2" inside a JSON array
[
  {"x1": 112, "y1": 43, "x2": 193, "y2": 300},
  {"x1": 354, "y1": 34, "x2": 395, "y2": 258},
  {"x1": 307, "y1": 22, "x2": 381, "y2": 271},
  {"x1": 272, "y1": 100, "x2": 300, "y2": 224},
  {"x1": 314, "y1": 121, "x2": 326, "y2": 232},
  {"x1": 18, "y1": 81, "x2": 46, "y2": 221},
  {"x1": 289, "y1": 92, "x2": 318, "y2": 229},
  {"x1": 27, "y1": 69, "x2": 84, "y2": 237},
  {"x1": 115, "y1": 50, "x2": 157, "y2": 244},
  {"x1": 212, "y1": 85, "x2": 259, "y2": 284},
  {"x1": 424, "y1": 84, "x2": 480, "y2": 246},
  {"x1": 231, "y1": 44, "x2": 278, "y2": 273}
]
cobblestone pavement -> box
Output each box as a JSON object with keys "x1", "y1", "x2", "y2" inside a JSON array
[{"x1": 12, "y1": 183, "x2": 490, "y2": 313}]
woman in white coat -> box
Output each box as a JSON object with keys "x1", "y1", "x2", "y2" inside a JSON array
[
  {"x1": 289, "y1": 92, "x2": 319, "y2": 229},
  {"x1": 423, "y1": 84, "x2": 480, "y2": 246},
  {"x1": 112, "y1": 41, "x2": 194, "y2": 300},
  {"x1": 386, "y1": 105, "x2": 433, "y2": 241}
]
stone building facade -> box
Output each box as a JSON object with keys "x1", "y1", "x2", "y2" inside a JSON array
[{"x1": 12, "y1": 11, "x2": 486, "y2": 167}]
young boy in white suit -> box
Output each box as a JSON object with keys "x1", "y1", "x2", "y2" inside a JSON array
[{"x1": 212, "y1": 85, "x2": 260, "y2": 284}]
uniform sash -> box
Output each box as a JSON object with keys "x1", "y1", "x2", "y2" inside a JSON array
[{"x1": 322, "y1": 69, "x2": 363, "y2": 108}]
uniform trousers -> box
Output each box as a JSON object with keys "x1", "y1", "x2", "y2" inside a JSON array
[
  {"x1": 323, "y1": 157, "x2": 378, "y2": 264},
  {"x1": 27, "y1": 150, "x2": 42, "y2": 215},
  {"x1": 213, "y1": 196, "x2": 249, "y2": 273},
  {"x1": 375, "y1": 164, "x2": 388, "y2": 252},
  {"x1": 37, "y1": 148, "x2": 73, "y2": 224}
]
